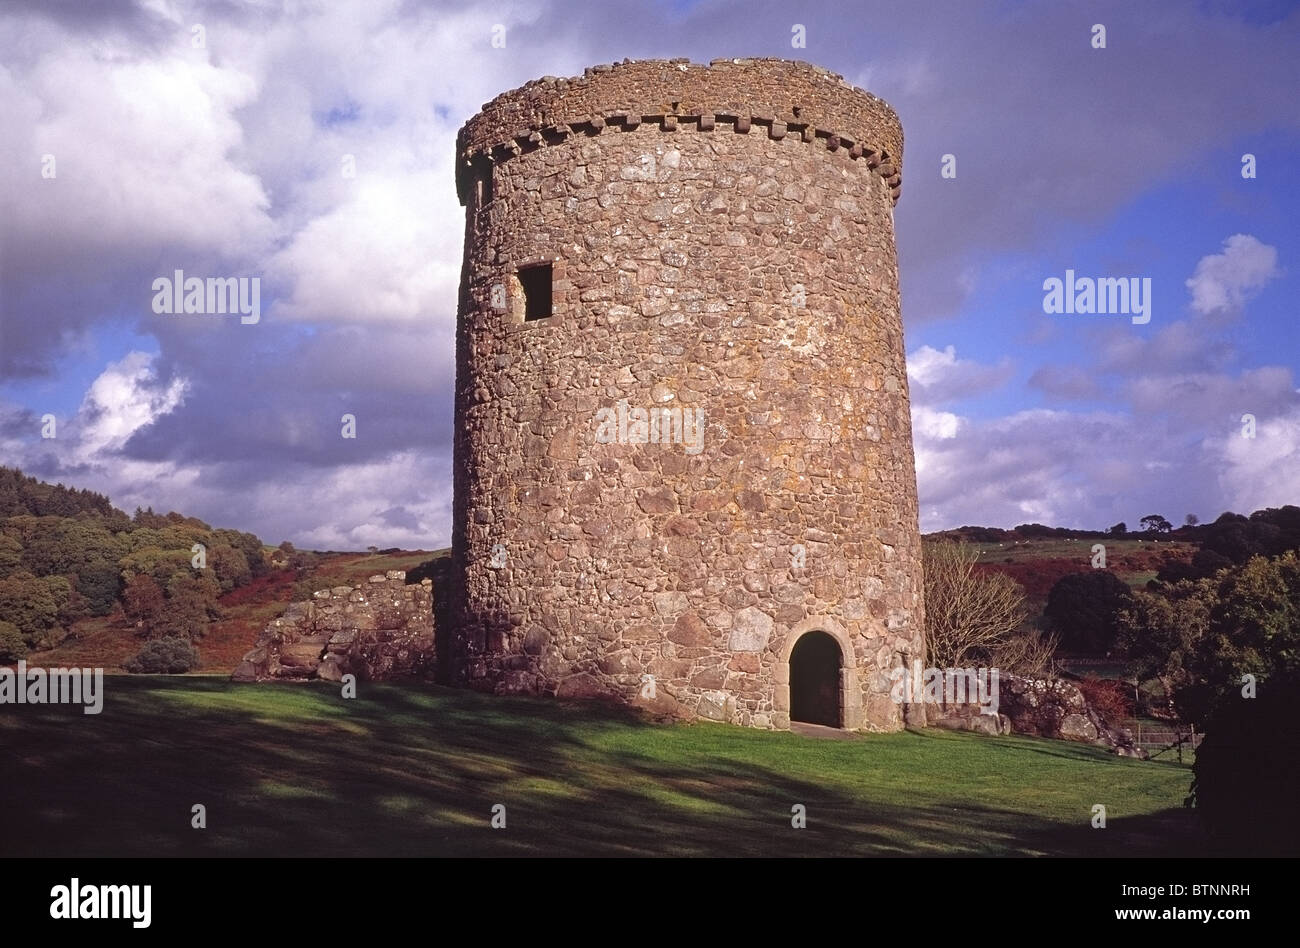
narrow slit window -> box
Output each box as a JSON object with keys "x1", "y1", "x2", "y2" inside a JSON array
[
  {"x1": 518, "y1": 263, "x2": 552, "y2": 321},
  {"x1": 478, "y1": 167, "x2": 494, "y2": 207}
]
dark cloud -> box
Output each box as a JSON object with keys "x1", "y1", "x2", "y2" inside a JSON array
[{"x1": 1, "y1": 0, "x2": 1296, "y2": 544}]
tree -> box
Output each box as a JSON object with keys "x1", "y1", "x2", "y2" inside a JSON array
[
  {"x1": 1185, "y1": 513, "x2": 1199, "y2": 527},
  {"x1": 122, "y1": 574, "x2": 166, "y2": 632},
  {"x1": 118, "y1": 545, "x2": 191, "y2": 587},
  {"x1": 208, "y1": 544, "x2": 251, "y2": 593},
  {"x1": 0, "y1": 534, "x2": 22, "y2": 578},
  {"x1": 0, "y1": 466, "x2": 115, "y2": 517},
  {"x1": 1200, "y1": 510, "x2": 1297, "y2": 563},
  {"x1": 1187, "y1": 670, "x2": 1300, "y2": 855},
  {"x1": 1044, "y1": 570, "x2": 1136, "y2": 654},
  {"x1": 1156, "y1": 548, "x2": 1233, "y2": 585},
  {"x1": 74, "y1": 562, "x2": 122, "y2": 616},
  {"x1": 1116, "y1": 577, "x2": 1216, "y2": 716},
  {"x1": 0, "y1": 621, "x2": 27, "y2": 662},
  {"x1": 1108, "y1": 522, "x2": 1127, "y2": 536},
  {"x1": 922, "y1": 540, "x2": 1036, "y2": 668},
  {"x1": 139, "y1": 570, "x2": 221, "y2": 640},
  {"x1": 0, "y1": 571, "x2": 60, "y2": 645},
  {"x1": 46, "y1": 575, "x2": 85, "y2": 629},
  {"x1": 212, "y1": 528, "x2": 268, "y2": 578},
  {"x1": 124, "y1": 637, "x2": 201, "y2": 674},
  {"x1": 1119, "y1": 552, "x2": 1300, "y2": 725},
  {"x1": 1140, "y1": 514, "x2": 1173, "y2": 534}
]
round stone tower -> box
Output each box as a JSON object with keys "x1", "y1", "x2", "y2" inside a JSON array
[{"x1": 451, "y1": 57, "x2": 925, "y2": 731}]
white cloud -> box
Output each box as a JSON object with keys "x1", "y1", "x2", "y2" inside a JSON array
[
  {"x1": 286, "y1": 450, "x2": 453, "y2": 550},
  {"x1": 76, "y1": 351, "x2": 190, "y2": 458},
  {"x1": 911, "y1": 404, "x2": 963, "y2": 440},
  {"x1": 5, "y1": 46, "x2": 274, "y2": 261},
  {"x1": 906, "y1": 344, "x2": 1013, "y2": 406},
  {"x1": 1186, "y1": 234, "x2": 1280, "y2": 317},
  {"x1": 1208, "y1": 407, "x2": 1300, "y2": 513},
  {"x1": 267, "y1": 172, "x2": 461, "y2": 325}
]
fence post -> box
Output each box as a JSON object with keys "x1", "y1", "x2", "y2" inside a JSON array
[{"x1": 1133, "y1": 680, "x2": 1141, "y2": 748}]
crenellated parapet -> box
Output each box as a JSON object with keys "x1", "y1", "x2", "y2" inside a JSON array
[{"x1": 455, "y1": 58, "x2": 903, "y2": 207}]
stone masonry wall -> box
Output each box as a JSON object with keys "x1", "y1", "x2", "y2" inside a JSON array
[
  {"x1": 928, "y1": 674, "x2": 1146, "y2": 757},
  {"x1": 450, "y1": 58, "x2": 925, "y2": 731},
  {"x1": 232, "y1": 572, "x2": 435, "y2": 683}
]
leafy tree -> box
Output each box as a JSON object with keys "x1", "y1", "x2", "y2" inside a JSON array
[
  {"x1": 1140, "y1": 514, "x2": 1173, "y2": 534},
  {"x1": 73, "y1": 562, "x2": 122, "y2": 615},
  {"x1": 155, "y1": 569, "x2": 221, "y2": 639},
  {"x1": 1156, "y1": 548, "x2": 1233, "y2": 585},
  {"x1": 122, "y1": 574, "x2": 166, "y2": 632},
  {"x1": 1117, "y1": 577, "x2": 1217, "y2": 717},
  {"x1": 0, "y1": 571, "x2": 60, "y2": 645},
  {"x1": 1119, "y1": 552, "x2": 1300, "y2": 725},
  {"x1": 0, "y1": 468, "x2": 265, "y2": 621},
  {"x1": 291, "y1": 573, "x2": 337, "y2": 602},
  {"x1": 44, "y1": 574, "x2": 83, "y2": 628},
  {"x1": 213, "y1": 528, "x2": 268, "y2": 578},
  {"x1": 0, "y1": 466, "x2": 116, "y2": 517},
  {"x1": 1044, "y1": 570, "x2": 1136, "y2": 654},
  {"x1": 208, "y1": 544, "x2": 251, "y2": 593},
  {"x1": 1108, "y1": 522, "x2": 1127, "y2": 536},
  {"x1": 1184, "y1": 513, "x2": 1199, "y2": 527},
  {"x1": 1013, "y1": 523, "x2": 1059, "y2": 539},
  {"x1": 1248, "y1": 505, "x2": 1300, "y2": 554},
  {"x1": 124, "y1": 637, "x2": 200, "y2": 674},
  {"x1": 20, "y1": 518, "x2": 123, "y2": 577},
  {"x1": 0, "y1": 534, "x2": 22, "y2": 578},
  {"x1": 1209, "y1": 552, "x2": 1300, "y2": 683},
  {"x1": 118, "y1": 546, "x2": 191, "y2": 587},
  {"x1": 0, "y1": 621, "x2": 27, "y2": 662},
  {"x1": 1196, "y1": 507, "x2": 1300, "y2": 564}
]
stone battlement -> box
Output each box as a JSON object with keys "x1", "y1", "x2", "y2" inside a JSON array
[{"x1": 455, "y1": 58, "x2": 903, "y2": 206}]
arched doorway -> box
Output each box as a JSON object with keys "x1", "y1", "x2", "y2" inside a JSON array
[{"x1": 789, "y1": 630, "x2": 842, "y2": 727}]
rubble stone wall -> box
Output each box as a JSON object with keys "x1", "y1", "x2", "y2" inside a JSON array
[{"x1": 233, "y1": 572, "x2": 435, "y2": 684}]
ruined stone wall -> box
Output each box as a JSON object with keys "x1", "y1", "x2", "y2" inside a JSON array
[
  {"x1": 928, "y1": 674, "x2": 1146, "y2": 757},
  {"x1": 233, "y1": 572, "x2": 435, "y2": 683},
  {"x1": 450, "y1": 58, "x2": 924, "y2": 730}
]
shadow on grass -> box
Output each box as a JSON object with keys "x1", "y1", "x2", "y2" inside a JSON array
[{"x1": 0, "y1": 677, "x2": 1207, "y2": 857}]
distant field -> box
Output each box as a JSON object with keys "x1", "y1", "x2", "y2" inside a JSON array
[
  {"x1": 966, "y1": 537, "x2": 1195, "y2": 609},
  {"x1": 27, "y1": 550, "x2": 444, "y2": 675},
  {"x1": 970, "y1": 536, "x2": 1194, "y2": 566},
  {"x1": 0, "y1": 677, "x2": 1205, "y2": 857}
]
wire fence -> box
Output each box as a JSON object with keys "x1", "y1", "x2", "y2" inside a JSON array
[{"x1": 1118, "y1": 718, "x2": 1203, "y2": 762}]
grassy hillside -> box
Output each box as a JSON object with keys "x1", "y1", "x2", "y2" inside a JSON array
[
  {"x1": 0, "y1": 677, "x2": 1204, "y2": 857},
  {"x1": 971, "y1": 536, "x2": 1194, "y2": 591},
  {"x1": 963, "y1": 537, "x2": 1195, "y2": 633}
]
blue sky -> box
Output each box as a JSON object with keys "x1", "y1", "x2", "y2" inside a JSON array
[{"x1": 1, "y1": 0, "x2": 1297, "y2": 547}]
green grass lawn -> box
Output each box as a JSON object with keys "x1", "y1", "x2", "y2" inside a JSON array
[{"x1": 0, "y1": 677, "x2": 1205, "y2": 857}]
